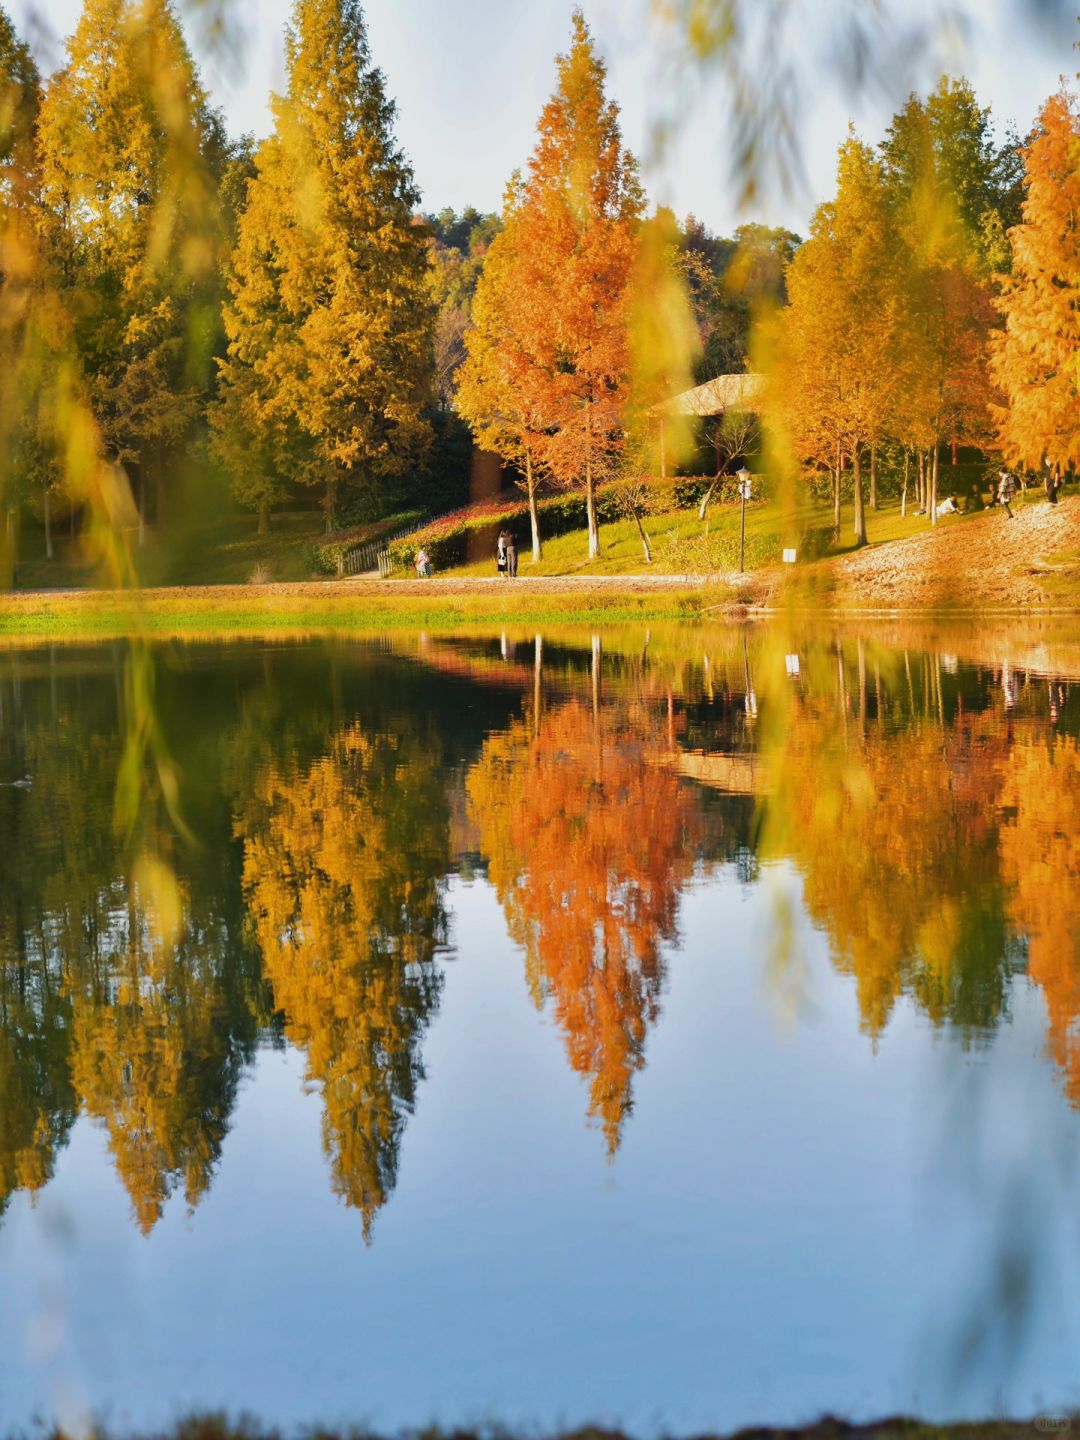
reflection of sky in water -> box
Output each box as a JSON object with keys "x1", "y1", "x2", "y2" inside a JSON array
[
  {"x1": 2, "y1": 630, "x2": 1080, "y2": 1434},
  {"x1": 3, "y1": 862, "x2": 1079, "y2": 1435}
]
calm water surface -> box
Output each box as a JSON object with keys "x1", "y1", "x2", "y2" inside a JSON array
[{"x1": 1, "y1": 623, "x2": 1080, "y2": 1434}]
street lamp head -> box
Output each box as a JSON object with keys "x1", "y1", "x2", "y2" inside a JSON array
[{"x1": 736, "y1": 467, "x2": 751, "y2": 484}]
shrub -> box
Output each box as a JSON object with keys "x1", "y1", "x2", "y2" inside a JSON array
[{"x1": 309, "y1": 509, "x2": 425, "y2": 575}]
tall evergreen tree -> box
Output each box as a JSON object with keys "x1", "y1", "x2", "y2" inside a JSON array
[
  {"x1": 36, "y1": 0, "x2": 224, "y2": 532},
  {"x1": 0, "y1": 5, "x2": 42, "y2": 568},
  {"x1": 214, "y1": 0, "x2": 433, "y2": 532}
]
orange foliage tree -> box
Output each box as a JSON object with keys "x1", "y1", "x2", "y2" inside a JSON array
[
  {"x1": 998, "y1": 732, "x2": 1080, "y2": 1104},
  {"x1": 468, "y1": 698, "x2": 700, "y2": 1152},
  {"x1": 991, "y1": 89, "x2": 1080, "y2": 473},
  {"x1": 462, "y1": 10, "x2": 643, "y2": 560}
]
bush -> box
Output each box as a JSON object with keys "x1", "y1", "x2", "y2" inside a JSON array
[{"x1": 309, "y1": 510, "x2": 425, "y2": 575}]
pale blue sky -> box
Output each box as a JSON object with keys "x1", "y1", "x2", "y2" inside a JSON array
[{"x1": 13, "y1": 0, "x2": 1078, "y2": 235}]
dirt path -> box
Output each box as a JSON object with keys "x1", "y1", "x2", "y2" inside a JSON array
[{"x1": 831, "y1": 499, "x2": 1080, "y2": 609}]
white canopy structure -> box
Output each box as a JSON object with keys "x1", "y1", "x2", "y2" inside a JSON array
[{"x1": 660, "y1": 372, "x2": 765, "y2": 417}]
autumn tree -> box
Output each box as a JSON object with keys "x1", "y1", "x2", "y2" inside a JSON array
[
  {"x1": 456, "y1": 179, "x2": 550, "y2": 560},
  {"x1": 773, "y1": 136, "x2": 903, "y2": 545},
  {"x1": 214, "y1": 0, "x2": 433, "y2": 532},
  {"x1": 426, "y1": 206, "x2": 499, "y2": 410},
  {"x1": 880, "y1": 79, "x2": 1009, "y2": 517},
  {"x1": 36, "y1": 0, "x2": 226, "y2": 535},
  {"x1": 469, "y1": 10, "x2": 643, "y2": 560},
  {"x1": 990, "y1": 89, "x2": 1080, "y2": 474}
]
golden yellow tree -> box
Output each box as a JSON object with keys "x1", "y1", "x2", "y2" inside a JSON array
[
  {"x1": 214, "y1": 0, "x2": 433, "y2": 531},
  {"x1": 773, "y1": 136, "x2": 903, "y2": 545}
]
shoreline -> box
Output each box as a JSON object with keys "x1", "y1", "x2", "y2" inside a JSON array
[{"x1": 0, "y1": 575, "x2": 1079, "y2": 642}]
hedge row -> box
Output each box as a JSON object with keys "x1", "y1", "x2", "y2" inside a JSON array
[{"x1": 308, "y1": 509, "x2": 425, "y2": 574}]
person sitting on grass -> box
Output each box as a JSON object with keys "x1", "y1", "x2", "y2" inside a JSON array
[
  {"x1": 935, "y1": 494, "x2": 961, "y2": 517},
  {"x1": 415, "y1": 548, "x2": 433, "y2": 578}
]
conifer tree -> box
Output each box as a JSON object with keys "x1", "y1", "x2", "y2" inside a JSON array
[
  {"x1": 36, "y1": 0, "x2": 223, "y2": 531},
  {"x1": 215, "y1": 0, "x2": 433, "y2": 532},
  {"x1": 0, "y1": 5, "x2": 43, "y2": 563},
  {"x1": 991, "y1": 89, "x2": 1080, "y2": 473},
  {"x1": 880, "y1": 78, "x2": 1004, "y2": 516},
  {"x1": 774, "y1": 136, "x2": 902, "y2": 546}
]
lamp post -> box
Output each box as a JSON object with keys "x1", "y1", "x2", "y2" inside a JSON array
[{"x1": 737, "y1": 466, "x2": 752, "y2": 573}]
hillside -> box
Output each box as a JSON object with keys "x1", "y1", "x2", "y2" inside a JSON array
[{"x1": 828, "y1": 496, "x2": 1080, "y2": 609}]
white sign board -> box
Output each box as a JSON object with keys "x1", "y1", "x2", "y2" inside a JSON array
[{"x1": 782, "y1": 548, "x2": 797, "y2": 564}]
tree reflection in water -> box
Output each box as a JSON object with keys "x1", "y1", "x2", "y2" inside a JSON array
[{"x1": 0, "y1": 626, "x2": 1077, "y2": 1261}]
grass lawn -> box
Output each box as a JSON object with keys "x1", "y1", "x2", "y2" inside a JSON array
[
  {"x1": 441, "y1": 490, "x2": 1016, "y2": 579},
  {"x1": 14, "y1": 510, "x2": 330, "y2": 590}
]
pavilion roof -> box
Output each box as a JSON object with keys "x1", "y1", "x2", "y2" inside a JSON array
[{"x1": 660, "y1": 372, "x2": 764, "y2": 417}]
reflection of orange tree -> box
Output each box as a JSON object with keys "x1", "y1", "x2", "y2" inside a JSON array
[
  {"x1": 238, "y1": 723, "x2": 448, "y2": 1236},
  {"x1": 761, "y1": 699, "x2": 1011, "y2": 1037},
  {"x1": 468, "y1": 700, "x2": 700, "y2": 1153},
  {"x1": 999, "y1": 735, "x2": 1080, "y2": 1104}
]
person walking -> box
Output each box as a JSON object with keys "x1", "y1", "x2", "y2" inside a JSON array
[
  {"x1": 505, "y1": 529, "x2": 518, "y2": 578},
  {"x1": 1043, "y1": 456, "x2": 1062, "y2": 505},
  {"x1": 997, "y1": 470, "x2": 1017, "y2": 518}
]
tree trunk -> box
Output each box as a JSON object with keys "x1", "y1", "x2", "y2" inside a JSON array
[
  {"x1": 258, "y1": 500, "x2": 269, "y2": 536},
  {"x1": 852, "y1": 447, "x2": 867, "y2": 547},
  {"x1": 833, "y1": 441, "x2": 841, "y2": 530},
  {"x1": 324, "y1": 474, "x2": 336, "y2": 535},
  {"x1": 585, "y1": 413, "x2": 599, "y2": 559},
  {"x1": 138, "y1": 470, "x2": 146, "y2": 549},
  {"x1": 951, "y1": 438, "x2": 958, "y2": 466},
  {"x1": 917, "y1": 450, "x2": 925, "y2": 511},
  {"x1": 869, "y1": 443, "x2": 878, "y2": 510},
  {"x1": 930, "y1": 445, "x2": 939, "y2": 526},
  {"x1": 526, "y1": 453, "x2": 542, "y2": 562},
  {"x1": 632, "y1": 509, "x2": 652, "y2": 563},
  {"x1": 43, "y1": 484, "x2": 53, "y2": 561},
  {"x1": 70, "y1": 504, "x2": 77, "y2": 540},
  {"x1": 901, "y1": 449, "x2": 909, "y2": 517},
  {"x1": 698, "y1": 478, "x2": 720, "y2": 522}
]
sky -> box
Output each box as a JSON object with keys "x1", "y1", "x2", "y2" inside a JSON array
[{"x1": 11, "y1": 0, "x2": 1078, "y2": 237}]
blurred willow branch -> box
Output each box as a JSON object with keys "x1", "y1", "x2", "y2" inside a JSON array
[{"x1": 648, "y1": 0, "x2": 1074, "y2": 208}]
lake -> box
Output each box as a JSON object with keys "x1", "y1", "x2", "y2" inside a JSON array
[{"x1": 1, "y1": 622, "x2": 1079, "y2": 1436}]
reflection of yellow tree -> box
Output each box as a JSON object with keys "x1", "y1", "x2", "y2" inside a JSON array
[
  {"x1": 999, "y1": 735, "x2": 1080, "y2": 1104},
  {"x1": 238, "y1": 723, "x2": 448, "y2": 1236},
  {"x1": 469, "y1": 700, "x2": 700, "y2": 1153},
  {"x1": 0, "y1": 971, "x2": 74, "y2": 1213},
  {"x1": 67, "y1": 882, "x2": 254, "y2": 1234},
  {"x1": 763, "y1": 700, "x2": 1010, "y2": 1037}
]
